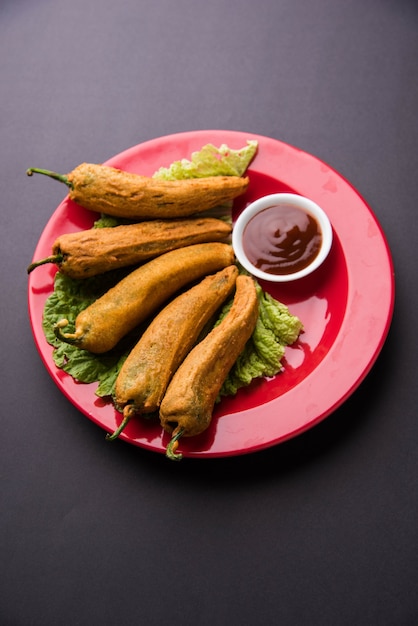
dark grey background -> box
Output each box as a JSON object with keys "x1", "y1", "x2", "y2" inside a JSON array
[{"x1": 1, "y1": 1, "x2": 417, "y2": 624}]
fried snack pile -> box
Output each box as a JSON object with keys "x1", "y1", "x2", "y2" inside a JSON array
[
  {"x1": 28, "y1": 141, "x2": 303, "y2": 459},
  {"x1": 109, "y1": 266, "x2": 239, "y2": 442},
  {"x1": 53, "y1": 243, "x2": 235, "y2": 354}
]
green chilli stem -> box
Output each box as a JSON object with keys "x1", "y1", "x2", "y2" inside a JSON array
[
  {"x1": 26, "y1": 167, "x2": 72, "y2": 188},
  {"x1": 53, "y1": 319, "x2": 81, "y2": 346},
  {"x1": 27, "y1": 254, "x2": 63, "y2": 274},
  {"x1": 166, "y1": 429, "x2": 184, "y2": 461},
  {"x1": 105, "y1": 405, "x2": 135, "y2": 441}
]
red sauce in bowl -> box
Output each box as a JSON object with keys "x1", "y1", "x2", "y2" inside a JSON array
[{"x1": 242, "y1": 204, "x2": 322, "y2": 276}]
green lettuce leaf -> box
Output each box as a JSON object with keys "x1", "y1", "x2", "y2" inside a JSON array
[
  {"x1": 43, "y1": 272, "x2": 132, "y2": 397},
  {"x1": 153, "y1": 140, "x2": 258, "y2": 180},
  {"x1": 93, "y1": 214, "x2": 121, "y2": 228}
]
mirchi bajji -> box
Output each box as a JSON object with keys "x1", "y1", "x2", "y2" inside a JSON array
[
  {"x1": 27, "y1": 217, "x2": 232, "y2": 279},
  {"x1": 53, "y1": 242, "x2": 235, "y2": 354},
  {"x1": 107, "y1": 265, "x2": 239, "y2": 441},
  {"x1": 26, "y1": 163, "x2": 249, "y2": 220},
  {"x1": 159, "y1": 274, "x2": 259, "y2": 460}
]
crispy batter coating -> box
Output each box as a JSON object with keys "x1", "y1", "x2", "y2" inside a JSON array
[
  {"x1": 49, "y1": 217, "x2": 232, "y2": 279},
  {"x1": 159, "y1": 275, "x2": 259, "y2": 438},
  {"x1": 114, "y1": 265, "x2": 238, "y2": 416},
  {"x1": 55, "y1": 242, "x2": 235, "y2": 354},
  {"x1": 68, "y1": 163, "x2": 249, "y2": 219}
]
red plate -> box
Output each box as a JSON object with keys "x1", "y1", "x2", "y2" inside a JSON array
[{"x1": 27, "y1": 131, "x2": 395, "y2": 458}]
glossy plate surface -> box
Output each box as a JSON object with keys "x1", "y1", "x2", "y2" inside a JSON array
[{"x1": 28, "y1": 131, "x2": 395, "y2": 458}]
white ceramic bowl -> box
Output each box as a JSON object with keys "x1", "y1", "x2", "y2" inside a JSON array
[{"x1": 232, "y1": 193, "x2": 333, "y2": 282}]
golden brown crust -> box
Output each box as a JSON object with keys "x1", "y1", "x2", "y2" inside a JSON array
[
  {"x1": 159, "y1": 275, "x2": 259, "y2": 437},
  {"x1": 114, "y1": 265, "x2": 238, "y2": 414},
  {"x1": 68, "y1": 163, "x2": 249, "y2": 219},
  {"x1": 58, "y1": 242, "x2": 236, "y2": 354},
  {"x1": 52, "y1": 217, "x2": 232, "y2": 278}
]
